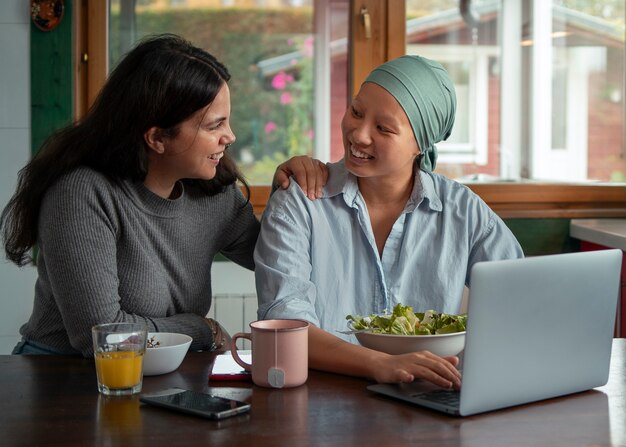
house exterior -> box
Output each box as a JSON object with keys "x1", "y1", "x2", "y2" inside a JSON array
[
  {"x1": 322, "y1": 4, "x2": 625, "y2": 182},
  {"x1": 403, "y1": 4, "x2": 624, "y2": 182}
]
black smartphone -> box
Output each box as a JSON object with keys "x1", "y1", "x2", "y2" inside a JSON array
[{"x1": 139, "y1": 388, "x2": 251, "y2": 420}]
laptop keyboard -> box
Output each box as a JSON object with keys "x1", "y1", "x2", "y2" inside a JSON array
[{"x1": 411, "y1": 389, "x2": 460, "y2": 407}]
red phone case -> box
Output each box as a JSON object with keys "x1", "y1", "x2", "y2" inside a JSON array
[
  {"x1": 209, "y1": 371, "x2": 252, "y2": 381},
  {"x1": 210, "y1": 352, "x2": 252, "y2": 381}
]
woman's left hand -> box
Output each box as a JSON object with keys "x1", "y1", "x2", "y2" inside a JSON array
[{"x1": 273, "y1": 156, "x2": 328, "y2": 200}]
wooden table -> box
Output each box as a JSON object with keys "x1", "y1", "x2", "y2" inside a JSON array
[{"x1": 2, "y1": 339, "x2": 625, "y2": 447}]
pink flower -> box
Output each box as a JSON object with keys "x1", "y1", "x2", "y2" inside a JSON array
[
  {"x1": 280, "y1": 92, "x2": 293, "y2": 105},
  {"x1": 303, "y1": 36, "x2": 314, "y2": 57},
  {"x1": 272, "y1": 71, "x2": 294, "y2": 90},
  {"x1": 265, "y1": 121, "x2": 277, "y2": 134},
  {"x1": 306, "y1": 130, "x2": 314, "y2": 140}
]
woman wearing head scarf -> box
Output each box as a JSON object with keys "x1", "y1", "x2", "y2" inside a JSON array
[
  {"x1": 255, "y1": 56, "x2": 523, "y2": 388},
  {"x1": 2, "y1": 34, "x2": 326, "y2": 357}
]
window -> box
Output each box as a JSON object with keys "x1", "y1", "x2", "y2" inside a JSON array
[
  {"x1": 102, "y1": 0, "x2": 351, "y2": 189},
  {"x1": 402, "y1": 0, "x2": 626, "y2": 183},
  {"x1": 109, "y1": 0, "x2": 340, "y2": 186},
  {"x1": 78, "y1": 0, "x2": 626, "y2": 217},
  {"x1": 407, "y1": 45, "x2": 496, "y2": 166}
]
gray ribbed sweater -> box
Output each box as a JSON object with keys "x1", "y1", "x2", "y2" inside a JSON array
[{"x1": 19, "y1": 167, "x2": 259, "y2": 357}]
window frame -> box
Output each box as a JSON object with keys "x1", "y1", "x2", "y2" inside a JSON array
[
  {"x1": 76, "y1": 0, "x2": 626, "y2": 218},
  {"x1": 375, "y1": 0, "x2": 626, "y2": 219},
  {"x1": 407, "y1": 44, "x2": 496, "y2": 165}
]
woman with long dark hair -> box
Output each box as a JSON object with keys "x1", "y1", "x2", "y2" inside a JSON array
[{"x1": 2, "y1": 34, "x2": 325, "y2": 357}]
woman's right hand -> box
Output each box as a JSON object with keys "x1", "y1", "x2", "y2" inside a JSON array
[{"x1": 368, "y1": 351, "x2": 462, "y2": 390}]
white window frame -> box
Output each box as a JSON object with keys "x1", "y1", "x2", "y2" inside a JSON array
[
  {"x1": 534, "y1": 45, "x2": 595, "y2": 181},
  {"x1": 407, "y1": 44, "x2": 497, "y2": 165},
  {"x1": 313, "y1": 0, "x2": 331, "y2": 162}
]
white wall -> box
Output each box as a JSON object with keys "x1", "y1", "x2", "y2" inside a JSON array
[
  {"x1": 0, "y1": 1, "x2": 37, "y2": 354},
  {"x1": 0, "y1": 2, "x2": 257, "y2": 354}
]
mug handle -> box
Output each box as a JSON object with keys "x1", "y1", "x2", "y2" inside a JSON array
[{"x1": 231, "y1": 332, "x2": 252, "y2": 371}]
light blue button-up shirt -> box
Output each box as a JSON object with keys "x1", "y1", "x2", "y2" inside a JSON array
[{"x1": 255, "y1": 161, "x2": 523, "y2": 343}]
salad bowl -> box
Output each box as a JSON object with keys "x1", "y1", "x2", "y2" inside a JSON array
[
  {"x1": 354, "y1": 330, "x2": 465, "y2": 357},
  {"x1": 347, "y1": 304, "x2": 467, "y2": 357}
]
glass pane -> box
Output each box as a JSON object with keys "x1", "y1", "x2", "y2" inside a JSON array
[
  {"x1": 551, "y1": 56, "x2": 568, "y2": 150},
  {"x1": 109, "y1": 0, "x2": 348, "y2": 185},
  {"x1": 554, "y1": 0, "x2": 626, "y2": 182},
  {"x1": 329, "y1": 0, "x2": 349, "y2": 163},
  {"x1": 439, "y1": 61, "x2": 470, "y2": 145},
  {"x1": 405, "y1": 1, "x2": 501, "y2": 180},
  {"x1": 404, "y1": 0, "x2": 625, "y2": 182}
]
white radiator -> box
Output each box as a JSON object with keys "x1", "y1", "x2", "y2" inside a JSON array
[{"x1": 210, "y1": 262, "x2": 258, "y2": 349}]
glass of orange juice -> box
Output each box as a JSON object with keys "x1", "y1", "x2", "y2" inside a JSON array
[{"x1": 92, "y1": 322, "x2": 148, "y2": 396}]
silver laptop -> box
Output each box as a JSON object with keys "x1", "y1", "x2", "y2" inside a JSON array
[{"x1": 368, "y1": 249, "x2": 622, "y2": 416}]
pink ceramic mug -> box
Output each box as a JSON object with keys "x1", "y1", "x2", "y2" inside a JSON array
[{"x1": 231, "y1": 319, "x2": 309, "y2": 388}]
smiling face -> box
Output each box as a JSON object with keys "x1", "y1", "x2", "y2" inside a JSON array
[
  {"x1": 341, "y1": 82, "x2": 420, "y2": 185},
  {"x1": 144, "y1": 83, "x2": 236, "y2": 198}
]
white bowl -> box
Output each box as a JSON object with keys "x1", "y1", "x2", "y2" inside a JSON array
[
  {"x1": 355, "y1": 331, "x2": 466, "y2": 357},
  {"x1": 143, "y1": 332, "x2": 192, "y2": 376}
]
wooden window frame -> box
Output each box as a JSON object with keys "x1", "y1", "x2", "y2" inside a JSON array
[
  {"x1": 75, "y1": 1, "x2": 626, "y2": 219},
  {"x1": 348, "y1": 1, "x2": 626, "y2": 220},
  {"x1": 74, "y1": 1, "x2": 108, "y2": 119}
]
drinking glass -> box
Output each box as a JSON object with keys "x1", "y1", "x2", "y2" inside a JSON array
[{"x1": 92, "y1": 322, "x2": 148, "y2": 396}]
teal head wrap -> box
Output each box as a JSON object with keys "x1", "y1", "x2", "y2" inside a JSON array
[{"x1": 363, "y1": 55, "x2": 456, "y2": 172}]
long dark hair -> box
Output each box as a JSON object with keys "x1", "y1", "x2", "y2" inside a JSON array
[{"x1": 1, "y1": 34, "x2": 249, "y2": 266}]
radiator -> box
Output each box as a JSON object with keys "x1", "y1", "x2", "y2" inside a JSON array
[
  {"x1": 208, "y1": 294, "x2": 258, "y2": 350},
  {"x1": 210, "y1": 261, "x2": 258, "y2": 350}
]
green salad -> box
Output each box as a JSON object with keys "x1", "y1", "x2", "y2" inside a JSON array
[{"x1": 346, "y1": 303, "x2": 467, "y2": 336}]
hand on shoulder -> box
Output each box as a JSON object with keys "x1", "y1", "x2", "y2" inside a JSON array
[{"x1": 273, "y1": 156, "x2": 328, "y2": 200}]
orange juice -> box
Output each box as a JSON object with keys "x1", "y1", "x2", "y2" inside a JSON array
[{"x1": 95, "y1": 350, "x2": 144, "y2": 389}]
